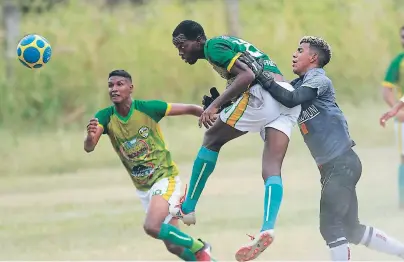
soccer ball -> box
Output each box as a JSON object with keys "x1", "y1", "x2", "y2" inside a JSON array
[{"x1": 16, "y1": 34, "x2": 52, "y2": 69}]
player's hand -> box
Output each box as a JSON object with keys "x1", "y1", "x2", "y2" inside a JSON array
[
  {"x1": 87, "y1": 118, "x2": 99, "y2": 137},
  {"x1": 199, "y1": 105, "x2": 218, "y2": 129},
  {"x1": 380, "y1": 108, "x2": 399, "y2": 127}
]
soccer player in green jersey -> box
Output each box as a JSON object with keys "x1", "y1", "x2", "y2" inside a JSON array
[
  {"x1": 169, "y1": 20, "x2": 301, "y2": 261},
  {"x1": 84, "y1": 69, "x2": 214, "y2": 261},
  {"x1": 381, "y1": 25, "x2": 404, "y2": 209}
]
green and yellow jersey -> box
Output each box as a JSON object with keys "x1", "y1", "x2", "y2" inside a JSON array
[
  {"x1": 204, "y1": 36, "x2": 282, "y2": 83},
  {"x1": 382, "y1": 53, "x2": 404, "y2": 97},
  {"x1": 95, "y1": 100, "x2": 179, "y2": 191}
]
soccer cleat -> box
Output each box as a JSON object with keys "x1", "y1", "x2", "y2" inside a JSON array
[
  {"x1": 169, "y1": 184, "x2": 196, "y2": 225},
  {"x1": 195, "y1": 239, "x2": 215, "y2": 262},
  {"x1": 235, "y1": 230, "x2": 274, "y2": 262}
]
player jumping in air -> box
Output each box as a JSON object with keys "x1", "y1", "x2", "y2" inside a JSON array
[
  {"x1": 381, "y1": 25, "x2": 404, "y2": 209},
  {"x1": 169, "y1": 20, "x2": 301, "y2": 261},
  {"x1": 260, "y1": 36, "x2": 404, "y2": 261},
  {"x1": 84, "y1": 70, "x2": 214, "y2": 262}
]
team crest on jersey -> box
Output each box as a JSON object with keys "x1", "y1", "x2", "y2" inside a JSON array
[
  {"x1": 138, "y1": 126, "x2": 149, "y2": 138},
  {"x1": 119, "y1": 138, "x2": 150, "y2": 161},
  {"x1": 131, "y1": 163, "x2": 158, "y2": 185}
]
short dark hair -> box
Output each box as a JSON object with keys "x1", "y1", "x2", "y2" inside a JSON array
[
  {"x1": 300, "y1": 36, "x2": 332, "y2": 68},
  {"x1": 172, "y1": 20, "x2": 206, "y2": 41},
  {"x1": 108, "y1": 69, "x2": 132, "y2": 82}
]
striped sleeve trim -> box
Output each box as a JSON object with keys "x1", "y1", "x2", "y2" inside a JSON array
[
  {"x1": 227, "y1": 53, "x2": 242, "y2": 72},
  {"x1": 164, "y1": 103, "x2": 172, "y2": 116},
  {"x1": 382, "y1": 81, "x2": 398, "y2": 89}
]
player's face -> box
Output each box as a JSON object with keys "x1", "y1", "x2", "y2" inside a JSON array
[
  {"x1": 108, "y1": 76, "x2": 133, "y2": 103},
  {"x1": 174, "y1": 39, "x2": 200, "y2": 65},
  {"x1": 401, "y1": 29, "x2": 404, "y2": 48},
  {"x1": 292, "y1": 43, "x2": 313, "y2": 76}
]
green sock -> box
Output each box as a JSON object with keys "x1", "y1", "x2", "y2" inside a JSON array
[
  {"x1": 178, "y1": 248, "x2": 197, "y2": 261},
  {"x1": 182, "y1": 146, "x2": 219, "y2": 214},
  {"x1": 158, "y1": 223, "x2": 204, "y2": 253}
]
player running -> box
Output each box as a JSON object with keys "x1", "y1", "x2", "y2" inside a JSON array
[
  {"x1": 262, "y1": 36, "x2": 404, "y2": 261},
  {"x1": 169, "y1": 20, "x2": 301, "y2": 261},
  {"x1": 381, "y1": 25, "x2": 404, "y2": 209},
  {"x1": 84, "y1": 69, "x2": 213, "y2": 261}
]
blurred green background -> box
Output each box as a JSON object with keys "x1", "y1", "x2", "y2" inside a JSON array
[{"x1": 0, "y1": 0, "x2": 403, "y2": 176}]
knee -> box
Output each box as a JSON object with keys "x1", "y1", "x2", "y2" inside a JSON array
[
  {"x1": 165, "y1": 242, "x2": 182, "y2": 255},
  {"x1": 319, "y1": 218, "x2": 345, "y2": 244},
  {"x1": 143, "y1": 221, "x2": 161, "y2": 239},
  {"x1": 345, "y1": 223, "x2": 366, "y2": 245},
  {"x1": 203, "y1": 130, "x2": 224, "y2": 152}
]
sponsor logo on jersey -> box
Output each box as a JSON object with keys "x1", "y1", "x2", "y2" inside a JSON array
[
  {"x1": 298, "y1": 104, "x2": 320, "y2": 124},
  {"x1": 120, "y1": 138, "x2": 150, "y2": 161},
  {"x1": 138, "y1": 126, "x2": 149, "y2": 138},
  {"x1": 131, "y1": 163, "x2": 158, "y2": 185}
]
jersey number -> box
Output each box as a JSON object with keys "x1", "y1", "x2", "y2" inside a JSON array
[{"x1": 231, "y1": 39, "x2": 276, "y2": 67}]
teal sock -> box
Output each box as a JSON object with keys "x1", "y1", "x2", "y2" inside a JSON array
[
  {"x1": 182, "y1": 146, "x2": 218, "y2": 214},
  {"x1": 261, "y1": 175, "x2": 283, "y2": 232},
  {"x1": 158, "y1": 223, "x2": 204, "y2": 253},
  {"x1": 399, "y1": 164, "x2": 404, "y2": 205},
  {"x1": 178, "y1": 249, "x2": 197, "y2": 261}
]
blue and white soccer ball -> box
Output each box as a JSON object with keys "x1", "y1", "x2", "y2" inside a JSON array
[{"x1": 16, "y1": 34, "x2": 52, "y2": 69}]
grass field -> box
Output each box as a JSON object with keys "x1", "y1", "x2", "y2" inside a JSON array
[{"x1": 1, "y1": 103, "x2": 404, "y2": 261}]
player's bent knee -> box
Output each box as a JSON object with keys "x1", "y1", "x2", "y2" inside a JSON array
[
  {"x1": 143, "y1": 222, "x2": 161, "y2": 238},
  {"x1": 320, "y1": 221, "x2": 345, "y2": 244},
  {"x1": 165, "y1": 241, "x2": 183, "y2": 255},
  {"x1": 203, "y1": 130, "x2": 224, "y2": 152},
  {"x1": 345, "y1": 223, "x2": 366, "y2": 245}
]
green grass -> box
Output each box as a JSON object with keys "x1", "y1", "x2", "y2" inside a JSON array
[
  {"x1": 0, "y1": 0, "x2": 402, "y2": 128},
  {"x1": 1, "y1": 146, "x2": 403, "y2": 260}
]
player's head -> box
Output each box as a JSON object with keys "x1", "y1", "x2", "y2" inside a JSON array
[
  {"x1": 172, "y1": 20, "x2": 207, "y2": 65},
  {"x1": 292, "y1": 36, "x2": 332, "y2": 76},
  {"x1": 108, "y1": 70, "x2": 133, "y2": 104},
  {"x1": 400, "y1": 26, "x2": 404, "y2": 48}
]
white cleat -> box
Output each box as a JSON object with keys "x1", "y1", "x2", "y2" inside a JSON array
[
  {"x1": 169, "y1": 204, "x2": 196, "y2": 226},
  {"x1": 235, "y1": 230, "x2": 274, "y2": 262}
]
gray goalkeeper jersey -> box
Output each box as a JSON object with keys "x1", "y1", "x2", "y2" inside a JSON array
[{"x1": 292, "y1": 68, "x2": 355, "y2": 165}]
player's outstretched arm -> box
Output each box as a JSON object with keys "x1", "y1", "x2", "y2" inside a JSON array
[
  {"x1": 264, "y1": 81, "x2": 317, "y2": 108},
  {"x1": 84, "y1": 118, "x2": 103, "y2": 153},
  {"x1": 382, "y1": 85, "x2": 396, "y2": 108},
  {"x1": 166, "y1": 103, "x2": 204, "y2": 117}
]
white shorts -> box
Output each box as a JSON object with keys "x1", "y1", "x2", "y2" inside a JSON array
[
  {"x1": 394, "y1": 120, "x2": 404, "y2": 155},
  {"x1": 220, "y1": 82, "x2": 301, "y2": 141},
  {"x1": 136, "y1": 176, "x2": 182, "y2": 224}
]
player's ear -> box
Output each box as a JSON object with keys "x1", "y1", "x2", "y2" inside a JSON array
[
  {"x1": 129, "y1": 83, "x2": 133, "y2": 94},
  {"x1": 310, "y1": 52, "x2": 318, "y2": 63}
]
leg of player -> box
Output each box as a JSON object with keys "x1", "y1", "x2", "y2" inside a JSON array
[
  {"x1": 143, "y1": 194, "x2": 213, "y2": 261},
  {"x1": 163, "y1": 218, "x2": 197, "y2": 261},
  {"x1": 395, "y1": 122, "x2": 404, "y2": 209},
  {"x1": 235, "y1": 127, "x2": 288, "y2": 262},
  {"x1": 170, "y1": 119, "x2": 246, "y2": 225},
  {"x1": 344, "y1": 190, "x2": 404, "y2": 259},
  {"x1": 399, "y1": 154, "x2": 404, "y2": 209}
]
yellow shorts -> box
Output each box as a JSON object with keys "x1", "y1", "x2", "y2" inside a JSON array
[{"x1": 136, "y1": 176, "x2": 182, "y2": 224}]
